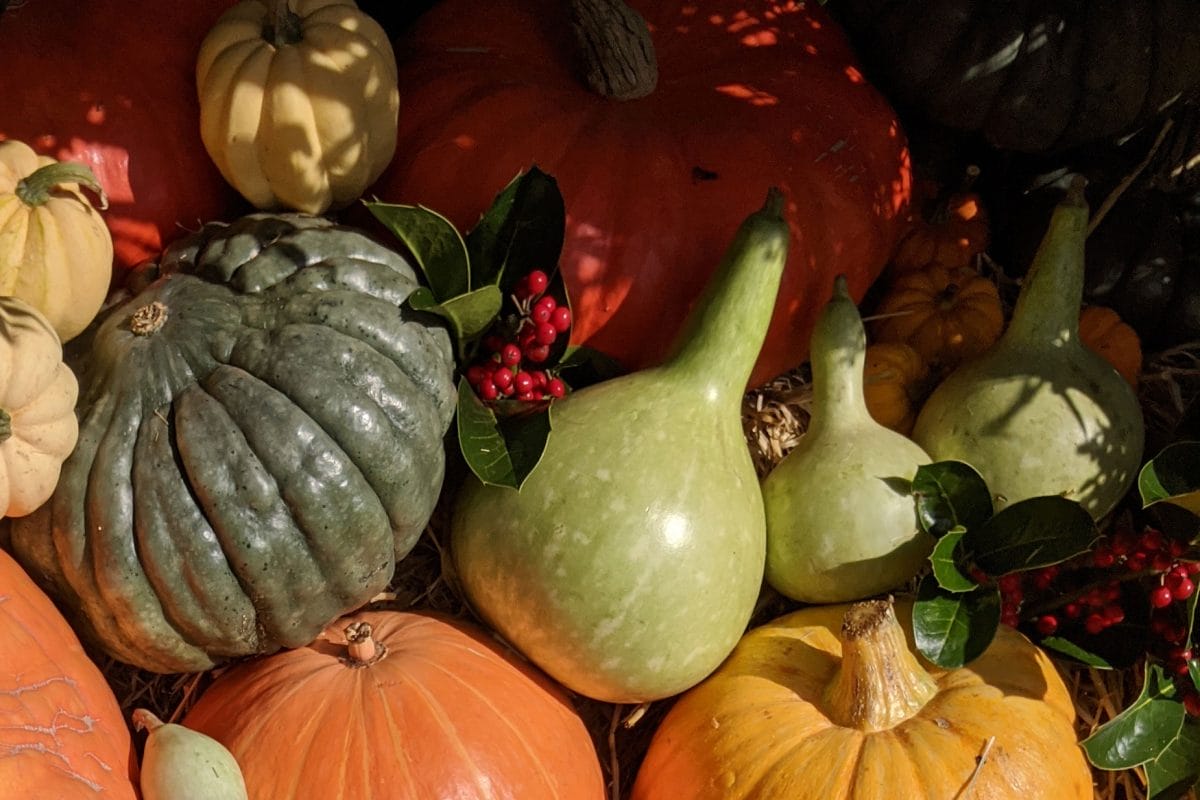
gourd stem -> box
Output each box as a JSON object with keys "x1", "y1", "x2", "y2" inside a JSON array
[
  {"x1": 823, "y1": 600, "x2": 938, "y2": 732},
  {"x1": 131, "y1": 708, "x2": 166, "y2": 734},
  {"x1": 15, "y1": 161, "x2": 108, "y2": 211},
  {"x1": 0, "y1": 409, "x2": 10, "y2": 444},
  {"x1": 343, "y1": 621, "x2": 387, "y2": 666},
  {"x1": 1002, "y1": 175, "x2": 1089, "y2": 349},
  {"x1": 266, "y1": 0, "x2": 304, "y2": 47},
  {"x1": 568, "y1": 0, "x2": 657, "y2": 100},
  {"x1": 663, "y1": 188, "x2": 788, "y2": 397},
  {"x1": 807, "y1": 275, "x2": 871, "y2": 431}
]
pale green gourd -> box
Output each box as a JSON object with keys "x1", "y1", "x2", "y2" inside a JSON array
[
  {"x1": 133, "y1": 709, "x2": 248, "y2": 800},
  {"x1": 912, "y1": 177, "x2": 1144, "y2": 519},
  {"x1": 761, "y1": 275, "x2": 933, "y2": 603},
  {"x1": 451, "y1": 190, "x2": 790, "y2": 704}
]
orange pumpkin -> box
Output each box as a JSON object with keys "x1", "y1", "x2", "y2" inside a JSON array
[
  {"x1": 892, "y1": 190, "x2": 990, "y2": 273},
  {"x1": 632, "y1": 598, "x2": 1092, "y2": 800},
  {"x1": 862, "y1": 342, "x2": 930, "y2": 435},
  {"x1": 1079, "y1": 304, "x2": 1142, "y2": 388},
  {"x1": 183, "y1": 610, "x2": 605, "y2": 800},
  {"x1": 0, "y1": 549, "x2": 138, "y2": 799},
  {"x1": 870, "y1": 265, "x2": 1004, "y2": 369}
]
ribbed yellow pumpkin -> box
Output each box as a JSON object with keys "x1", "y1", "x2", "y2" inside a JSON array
[
  {"x1": 632, "y1": 599, "x2": 1092, "y2": 800},
  {"x1": 197, "y1": 0, "x2": 399, "y2": 214},
  {"x1": 0, "y1": 297, "x2": 79, "y2": 518},
  {"x1": 0, "y1": 140, "x2": 113, "y2": 343}
]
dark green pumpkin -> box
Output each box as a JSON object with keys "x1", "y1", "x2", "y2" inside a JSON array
[
  {"x1": 8, "y1": 214, "x2": 456, "y2": 673},
  {"x1": 834, "y1": 0, "x2": 1200, "y2": 153}
]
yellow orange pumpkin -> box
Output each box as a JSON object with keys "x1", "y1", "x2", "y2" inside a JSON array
[
  {"x1": 1079, "y1": 304, "x2": 1142, "y2": 388},
  {"x1": 862, "y1": 342, "x2": 930, "y2": 435},
  {"x1": 893, "y1": 190, "x2": 990, "y2": 273}
]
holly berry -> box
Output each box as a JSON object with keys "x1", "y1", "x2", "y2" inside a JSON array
[
  {"x1": 493, "y1": 368, "x2": 514, "y2": 392},
  {"x1": 1084, "y1": 614, "x2": 1107, "y2": 635},
  {"x1": 514, "y1": 371, "x2": 534, "y2": 395},
  {"x1": 1152, "y1": 585, "x2": 1175, "y2": 609},
  {"x1": 1184, "y1": 691, "x2": 1200, "y2": 717},
  {"x1": 1035, "y1": 615, "x2": 1059, "y2": 636},
  {"x1": 478, "y1": 380, "x2": 499, "y2": 401},
  {"x1": 551, "y1": 305, "x2": 572, "y2": 333},
  {"x1": 526, "y1": 270, "x2": 549, "y2": 295},
  {"x1": 547, "y1": 377, "x2": 567, "y2": 398},
  {"x1": 501, "y1": 343, "x2": 522, "y2": 367}
]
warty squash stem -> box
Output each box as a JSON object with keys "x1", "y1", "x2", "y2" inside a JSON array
[
  {"x1": 0, "y1": 409, "x2": 10, "y2": 444},
  {"x1": 823, "y1": 599, "x2": 938, "y2": 732},
  {"x1": 15, "y1": 161, "x2": 108, "y2": 210},
  {"x1": 569, "y1": 0, "x2": 658, "y2": 100}
]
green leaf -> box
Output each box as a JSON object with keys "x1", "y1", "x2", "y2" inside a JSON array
[
  {"x1": 928, "y1": 527, "x2": 976, "y2": 592},
  {"x1": 965, "y1": 496, "x2": 1099, "y2": 576},
  {"x1": 1084, "y1": 664, "x2": 1184, "y2": 770},
  {"x1": 911, "y1": 461, "x2": 993, "y2": 538},
  {"x1": 912, "y1": 574, "x2": 1000, "y2": 668},
  {"x1": 555, "y1": 344, "x2": 627, "y2": 390},
  {"x1": 1146, "y1": 718, "x2": 1200, "y2": 800},
  {"x1": 1140, "y1": 442, "x2": 1200, "y2": 516},
  {"x1": 455, "y1": 380, "x2": 552, "y2": 490},
  {"x1": 365, "y1": 202, "x2": 470, "y2": 300},
  {"x1": 1038, "y1": 636, "x2": 1116, "y2": 668},
  {"x1": 439, "y1": 285, "x2": 504, "y2": 342},
  {"x1": 466, "y1": 166, "x2": 565, "y2": 292}
]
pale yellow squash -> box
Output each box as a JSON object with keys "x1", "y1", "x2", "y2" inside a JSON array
[
  {"x1": 197, "y1": 0, "x2": 400, "y2": 214},
  {"x1": 0, "y1": 140, "x2": 113, "y2": 343},
  {"x1": 0, "y1": 297, "x2": 79, "y2": 518}
]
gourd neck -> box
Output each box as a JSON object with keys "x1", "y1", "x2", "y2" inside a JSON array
[
  {"x1": 0, "y1": 409, "x2": 10, "y2": 444},
  {"x1": 823, "y1": 600, "x2": 938, "y2": 731},
  {"x1": 15, "y1": 161, "x2": 108, "y2": 210},
  {"x1": 569, "y1": 0, "x2": 658, "y2": 100},
  {"x1": 663, "y1": 189, "x2": 789, "y2": 398},
  {"x1": 807, "y1": 275, "x2": 871, "y2": 432},
  {"x1": 1001, "y1": 176, "x2": 1089, "y2": 350},
  {"x1": 266, "y1": 0, "x2": 304, "y2": 47},
  {"x1": 131, "y1": 709, "x2": 167, "y2": 734},
  {"x1": 341, "y1": 621, "x2": 388, "y2": 667}
]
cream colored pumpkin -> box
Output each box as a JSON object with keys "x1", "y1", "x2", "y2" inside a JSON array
[
  {"x1": 197, "y1": 0, "x2": 400, "y2": 214},
  {"x1": 0, "y1": 298, "x2": 79, "y2": 518},
  {"x1": 0, "y1": 140, "x2": 114, "y2": 343}
]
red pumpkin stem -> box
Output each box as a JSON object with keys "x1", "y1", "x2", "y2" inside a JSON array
[
  {"x1": 569, "y1": 0, "x2": 657, "y2": 100},
  {"x1": 823, "y1": 599, "x2": 938, "y2": 732},
  {"x1": 266, "y1": 0, "x2": 304, "y2": 47},
  {"x1": 0, "y1": 408, "x2": 10, "y2": 444},
  {"x1": 131, "y1": 708, "x2": 166, "y2": 734},
  {"x1": 15, "y1": 161, "x2": 108, "y2": 211},
  {"x1": 343, "y1": 621, "x2": 388, "y2": 667}
]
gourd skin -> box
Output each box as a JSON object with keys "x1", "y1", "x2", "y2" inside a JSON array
[
  {"x1": 136, "y1": 711, "x2": 248, "y2": 800},
  {"x1": 9, "y1": 214, "x2": 456, "y2": 673}
]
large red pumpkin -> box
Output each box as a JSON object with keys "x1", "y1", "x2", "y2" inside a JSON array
[
  {"x1": 368, "y1": 0, "x2": 912, "y2": 386},
  {"x1": 0, "y1": 0, "x2": 243, "y2": 272},
  {"x1": 0, "y1": 549, "x2": 138, "y2": 799},
  {"x1": 183, "y1": 610, "x2": 606, "y2": 800}
]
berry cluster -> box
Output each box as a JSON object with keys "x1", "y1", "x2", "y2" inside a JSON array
[{"x1": 464, "y1": 269, "x2": 572, "y2": 404}]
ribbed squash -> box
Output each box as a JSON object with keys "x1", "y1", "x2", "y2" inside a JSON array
[
  {"x1": 197, "y1": 0, "x2": 399, "y2": 214},
  {"x1": 892, "y1": 191, "x2": 989, "y2": 273},
  {"x1": 1079, "y1": 305, "x2": 1142, "y2": 388},
  {"x1": 0, "y1": 140, "x2": 113, "y2": 342},
  {"x1": 9, "y1": 213, "x2": 456, "y2": 673},
  {"x1": 862, "y1": 342, "x2": 929, "y2": 435}
]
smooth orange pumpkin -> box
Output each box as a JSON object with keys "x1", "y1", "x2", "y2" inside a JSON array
[
  {"x1": 870, "y1": 265, "x2": 1004, "y2": 369},
  {"x1": 0, "y1": 548, "x2": 138, "y2": 799},
  {"x1": 862, "y1": 341, "x2": 930, "y2": 435},
  {"x1": 632, "y1": 598, "x2": 1092, "y2": 800},
  {"x1": 183, "y1": 610, "x2": 606, "y2": 800},
  {"x1": 1079, "y1": 304, "x2": 1142, "y2": 388},
  {"x1": 892, "y1": 190, "x2": 990, "y2": 273},
  {"x1": 367, "y1": 0, "x2": 912, "y2": 387}
]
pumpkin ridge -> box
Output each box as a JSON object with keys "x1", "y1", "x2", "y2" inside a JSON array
[
  {"x1": 372, "y1": 667, "x2": 423, "y2": 798},
  {"x1": 400, "y1": 665, "x2": 497, "y2": 795}
]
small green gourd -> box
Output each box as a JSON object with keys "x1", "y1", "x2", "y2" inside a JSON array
[
  {"x1": 912, "y1": 177, "x2": 1145, "y2": 519},
  {"x1": 133, "y1": 709, "x2": 248, "y2": 800},
  {"x1": 761, "y1": 275, "x2": 933, "y2": 603}
]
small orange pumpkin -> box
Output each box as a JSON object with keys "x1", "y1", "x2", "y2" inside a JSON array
[
  {"x1": 1079, "y1": 304, "x2": 1142, "y2": 388},
  {"x1": 870, "y1": 265, "x2": 1004, "y2": 369},
  {"x1": 892, "y1": 190, "x2": 990, "y2": 273},
  {"x1": 863, "y1": 342, "x2": 930, "y2": 435}
]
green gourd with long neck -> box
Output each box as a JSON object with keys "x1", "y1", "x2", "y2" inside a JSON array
[
  {"x1": 912, "y1": 177, "x2": 1144, "y2": 519},
  {"x1": 761, "y1": 276, "x2": 933, "y2": 604},
  {"x1": 451, "y1": 191, "x2": 790, "y2": 704}
]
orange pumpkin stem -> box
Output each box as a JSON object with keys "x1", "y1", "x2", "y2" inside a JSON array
[
  {"x1": 823, "y1": 599, "x2": 938, "y2": 732},
  {"x1": 343, "y1": 621, "x2": 388, "y2": 666},
  {"x1": 569, "y1": 0, "x2": 658, "y2": 100}
]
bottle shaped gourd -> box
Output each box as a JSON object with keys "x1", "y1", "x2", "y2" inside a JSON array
[
  {"x1": 761, "y1": 275, "x2": 933, "y2": 603},
  {"x1": 451, "y1": 190, "x2": 791, "y2": 704},
  {"x1": 133, "y1": 709, "x2": 248, "y2": 800},
  {"x1": 912, "y1": 177, "x2": 1144, "y2": 519}
]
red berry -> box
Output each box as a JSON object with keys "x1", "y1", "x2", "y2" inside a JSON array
[
  {"x1": 997, "y1": 573, "x2": 1023, "y2": 594},
  {"x1": 1174, "y1": 659, "x2": 1194, "y2": 677},
  {"x1": 1085, "y1": 614, "x2": 1107, "y2": 635},
  {"x1": 547, "y1": 377, "x2": 567, "y2": 398},
  {"x1": 535, "y1": 321, "x2": 558, "y2": 345},
  {"x1": 1093, "y1": 546, "x2": 1116, "y2": 568},
  {"x1": 514, "y1": 371, "x2": 534, "y2": 395},
  {"x1": 1127, "y1": 553, "x2": 1148, "y2": 573},
  {"x1": 526, "y1": 270, "x2": 549, "y2": 295},
  {"x1": 1184, "y1": 692, "x2": 1200, "y2": 717},
  {"x1": 1169, "y1": 538, "x2": 1187, "y2": 558},
  {"x1": 1064, "y1": 602, "x2": 1082, "y2": 619},
  {"x1": 501, "y1": 343, "x2": 522, "y2": 367},
  {"x1": 1171, "y1": 564, "x2": 1192, "y2": 580},
  {"x1": 1001, "y1": 611, "x2": 1020, "y2": 628},
  {"x1": 518, "y1": 325, "x2": 538, "y2": 349},
  {"x1": 531, "y1": 304, "x2": 553, "y2": 324},
  {"x1": 515, "y1": 391, "x2": 537, "y2": 402},
  {"x1": 530, "y1": 370, "x2": 548, "y2": 389},
  {"x1": 1102, "y1": 604, "x2": 1125, "y2": 624},
  {"x1": 1153, "y1": 552, "x2": 1176, "y2": 573},
  {"x1": 1187, "y1": 562, "x2": 1200, "y2": 576},
  {"x1": 535, "y1": 295, "x2": 557, "y2": 314},
  {"x1": 1174, "y1": 578, "x2": 1196, "y2": 601},
  {"x1": 493, "y1": 368, "x2": 514, "y2": 391},
  {"x1": 478, "y1": 380, "x2": 498, "y2": 401},
  {"x1": 525, "y1": 344, "x2": 551, "y2": 363},
  {"x1": 1142, "y1": 529, "x2": 1166, "y2": 551},
  {"x1": 1035, "y1": 615, "x2": 1059, "y2": 636},
  {"x1": 1152, "y1": 585, "x2": 1176, "y2": 608},
  {"x1": 465, "y1": 364, "x2": 488, "y2": 386},
  {"x1": 1112, "y1": 530, "x2": 1137, "y2": 555},
  {"x1": 550, "y1": 305, "x2": 572, "y2": 333}
]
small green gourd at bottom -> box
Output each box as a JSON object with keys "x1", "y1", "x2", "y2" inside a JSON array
[
  {"x1": 761, "y1": 275, "x2": 933, "y2": 603},
  {"x1": 133, "y1": 709, "x2": 248, "y2": 800}
]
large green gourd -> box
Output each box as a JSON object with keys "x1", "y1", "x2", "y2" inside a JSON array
[
  {"x1": 451, "y1": 191, "x2": 790, "y2": 703},
  {"x1": 9, "y1": 214, "x2": 457, "y2": 673},
  {"x1": 912, "y1": 178, "x2": 1144, "y2": 518},
  {"x1": 761, "y1": 276, "x2": 932, "y2": 603}
]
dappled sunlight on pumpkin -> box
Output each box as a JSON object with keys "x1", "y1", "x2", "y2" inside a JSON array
[
  {"x1": 451, "y1": 133, "x2": 476, "y2": 150},
  {"x1": 716, "y1": 83, "x2": 781, "y2": 106}
]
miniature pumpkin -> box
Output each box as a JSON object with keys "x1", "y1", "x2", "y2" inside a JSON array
[
  {"x1": 862, "y1": 342, "x2": 929, "y2": 435},
  {"x1": 367, "y1": 0, "x2": 913, "y2": 387},
  {"x1": 892, "y1": 191, "x2": 990, "y2": 273},
  {"x1": 0, "y1": 140, "x2": 113, "y2": 342},
  {"x1": 0, "y1": 549, "x2": 139, "y2": 799},
  {"x1": 1079, "y1": 305, "x2": 1142, "y2": 388},
  {"x1": 8, "y1": 213, "x2": 457, "y2": 673},
  {"x1": 632, "y1": 598, "x2": 1092, "y2": 800},
  {"x1": 0, "y1": 297, "x2": 79, "y2": 518},
  {"x1": 870, "y1": 265, "x2": 1004, "y2": 369},
  {"x1": 197, "y1": 0, "x2": 399, "y2": 214},
  {"x1": 184, "y1": 611, "x2": 606, "y2": 800},
  {"x1": 0, "y1": 0, "x2": 242, "y2": 272}
]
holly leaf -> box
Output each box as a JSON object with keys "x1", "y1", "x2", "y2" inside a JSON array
[
  {"x1": 455, "y1": 380, "x2": 552, "y2": 490},
  {"x1": 365, "y1": 202, "x2": 470, "y2": 301},
  {"x1": 406, "y1": 285, "x2": 504, "y2": 358},
  {"x1": 1146, "y1": 719, "x2": 1200, "y2": 800},
  {"x1": 912, "y1": 574, "x2": 1001, "y2": 668},
  {"x1": 1038, "y1": 636, "x2": 1116, "y2": 668},
  {"x1": 911, "y1": 461, "x2": 993, "y2": 538},
  {"x1": 1084, "y1": 664, "x2": 1185, "y2": 770},
  {"x1": 466, "y1": 166, "x2": 565, "y2": 293},
  {"x1": 964, "y1": 496, "x2": 1099, "y2": 576},
  {"x1": 928, "y1": 527, "x2": 976, "y2": 592},
  {"x1": 1140, "y1": 442, "x2": 1200, "y2": 516}
]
